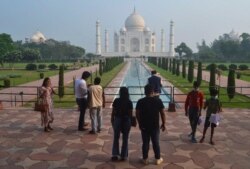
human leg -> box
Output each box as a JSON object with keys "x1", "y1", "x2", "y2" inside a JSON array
[
  {"x1": 77, "y1": 98, "x2": 87, "y2": 130},
  {"x1": 200, "y1": 117, "x2": 210, "y2": 143},
  {"x1": 89, "y1": 108, "x2": 97, "y2": 132},
  {"x1": 151, "y1": 129, "x2": 161, "y2": 160},
  {"x1": 120, "y1": 117, "x2": 131, "y2": 159},
  {"x1": 189, "y1": 108, "x2": 199, "y2": 142},
  {"x1": 112, "y1": 117, "x2": 121, "y2": 157},
  {"x1": 141, "y1": 129, "x2": 150, "y2": 160},
  {"x1": 97, "y1": 107, "x2": 102, "y2": 132},
  {"x1": 210, "y1": 123, "x2": 216, "y2": 145}
]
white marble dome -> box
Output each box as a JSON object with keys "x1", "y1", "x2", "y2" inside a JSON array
[
  {"x1": 125, "y1": 10, "x2": 145, "y2": 31},
  {"x1": 31, "y1": 31, "x2": 46, "y2": 43}
]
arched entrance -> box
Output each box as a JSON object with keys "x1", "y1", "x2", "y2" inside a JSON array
[{"x1": 130, "y1": 38, "x2": 140, "y2": 52}]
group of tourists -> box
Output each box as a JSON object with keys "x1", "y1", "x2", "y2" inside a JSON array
[{"x1": 38, "y1": 69, "x2": 221, "y2": 165}]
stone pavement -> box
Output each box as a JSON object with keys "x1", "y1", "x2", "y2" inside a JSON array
[{"x1": 0, "y1": 107, "x2": 250, "y2": 169}]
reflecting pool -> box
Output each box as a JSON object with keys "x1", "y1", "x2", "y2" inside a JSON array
[{"x1": 121, "y1": 59, "x2": 170, "y2": 107}]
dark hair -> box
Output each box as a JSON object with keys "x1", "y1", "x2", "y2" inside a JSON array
[
  {"x1": 119, "y1": 87, "x2": 129, "y2": 100},
  {"x1": 144, "y1": 84, "x2": 153, "y2": 95},
  {"x1": 151, "y1": 70, "x2": 157, "y2": 75},
  {"x1": 210, "y1": 88, "x2": 218, "y2": 96},
  {"x1": 94, "y1": 77, "x2": 101, "y2": 85},
  {"x1": 42, "y1": 77, "x2": 50, "y2": 87},
  {"x1": 193, "y1": 81, "x2": 199, "y2": 88},
  {"x1": 82, "y1": 71, "x2": 91, "y2": 79}
]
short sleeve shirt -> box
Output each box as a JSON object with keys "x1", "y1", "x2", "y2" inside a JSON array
[{"x1": 136, "y1": 97, "x2": 164, "y2": 130}]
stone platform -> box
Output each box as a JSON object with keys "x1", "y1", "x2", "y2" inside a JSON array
[{"x1": 0, "y1": 108, "x2": 250, "y2": 169}]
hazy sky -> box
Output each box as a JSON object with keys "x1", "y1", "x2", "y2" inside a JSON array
[{"x1": 1, "y1": 0, "x2": 250, "y2": 53}]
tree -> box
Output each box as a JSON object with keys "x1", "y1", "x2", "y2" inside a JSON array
[
  {"x1": 197, "y1": 40, "x2": 216, "y2": 60},
  {"x1": 175, "y1": 42, "x2": 193, "y2": 58},
  {"x1": 209, "y1": 63, "x2": 216, "y2": 92},
  {"x1": 22, "y1": 48, "x2": 40, "y2": 62},
  {"x1": 99, "y1": 59, "x2": 103, "y2": 76},
  {"x1": 227, "y1": 69, "x2": 235, "y2": 101},
  {"x1": 58, "y1": 65, "x2": 64, "y2": 100},
  {"x1": 197, "y1": 62, "x2": 202, "y2": 86},
  {"x1": 187, "y1": 60, "x2": 194, "y2": 83},
  {"x1": 182, "y1": 60, "x2": 186, "y2": 79},
  {"x1": 176, "y1": 60, "x2": 180, "y2": 76},
  {"x1": 172, "y1": 58, "x2": 176, "y2": 75},
  {"x1": 0, "y1": 33, "x2": 15, "y2": 66},
  {"x1": 3, "y1": 50, "x2": 22, "y2": 68}
]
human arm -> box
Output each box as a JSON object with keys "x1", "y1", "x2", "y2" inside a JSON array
[
  {"x1": 160, "y1": 109, "x2": 166, "y2": 132},
  {"x1": 102, "y1": 90, "x2": 105, "y2": 108},
  {"x1": 184, "y1": 93, "x2": 190, "y2": 116},
  {"x1": 199, "y1": 92, "x2": 204, "y2": 116}
]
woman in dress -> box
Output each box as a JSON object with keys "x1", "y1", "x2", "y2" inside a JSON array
[
  {"x1": 111, "y1": 87, "x2": 133, "y2": 161},
  {"x1": 39, "y1": 77, "x2": 56, "y2": 132}
]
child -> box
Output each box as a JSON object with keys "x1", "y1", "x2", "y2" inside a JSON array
[{"x1": 200, "y1": 88, "x2": 221, "y2": 145}]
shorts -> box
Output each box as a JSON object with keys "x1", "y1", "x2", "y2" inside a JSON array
[{"x1": 204, "y1": 116, "x2": 217, "y2": 128}]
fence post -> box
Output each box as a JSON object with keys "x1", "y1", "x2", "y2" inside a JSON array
[{"x1": 168, "y1": 86, "x2": 176, "y2": 112}]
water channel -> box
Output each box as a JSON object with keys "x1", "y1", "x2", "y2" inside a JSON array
[{"x1": 120, "y1": 59, "x2": 170, "y2": 108}]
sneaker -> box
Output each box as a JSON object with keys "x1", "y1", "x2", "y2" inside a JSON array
[
  {"x1": 191, "y1": 138, "x2": 197, "y2": 143},
  {"x1": 111, "y1": 156, "x2": 119, "y2": 161},
  {"x1": 199, "y1": 137, "x2": 205, "y2": 143},
  {"x1": 142, "y1": 158, "x2": 149, "y2": 165},
  {"x1": 97, "y1": 129, "x2": 101, "y2": 133},
  {"x1": 155, "y1": 157, "x2": 163, "y2": 165},
  {"x1": 84, "y1": 122, "x2": 89, "y2": 126}
]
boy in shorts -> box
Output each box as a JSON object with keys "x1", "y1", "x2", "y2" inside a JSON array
[{"x1": 200, "y1": 88, "x2": 221, "y2": 145}]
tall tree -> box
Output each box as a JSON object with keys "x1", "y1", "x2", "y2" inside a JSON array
[
  {"x1": 227, "y1": 69, "x2": 235, "y2": 101},
  {"x1": 182, "y1": 60, "x2": 186, "y2": 79},
  {"x1": 58, "y1": 65, "x2": 64, "y2": 100},
  {"x1": 187, "y1": 60, "x2": 194, "y2": 83},
  {"x1": 197, "y1": 61, "x2": 202, "y2": 86},
  {"x1": 209, "y1": 63, "x2": 216, "y2": 92}
]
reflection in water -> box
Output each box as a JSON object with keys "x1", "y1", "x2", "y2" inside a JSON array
[{"x1": 121, "y1": 59, "x2": 170, "y2": 107}]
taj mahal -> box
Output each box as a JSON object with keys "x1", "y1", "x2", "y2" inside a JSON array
[{"x1": 96, "y1": 8, "x2": 175, "y2": 57}]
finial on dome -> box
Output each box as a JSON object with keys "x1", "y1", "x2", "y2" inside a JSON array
[{"x1": 133, "y1": 6, "x2": 136, "y2": 13}]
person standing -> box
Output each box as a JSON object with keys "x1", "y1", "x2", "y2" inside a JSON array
[
  {"x1": 75, "y1": 71, "x2": 91, "y2": 131},
  {"x1": 88, "y1": 77, "x2": 105, "y2": 134},
  {"x1": 111, "y1": 87, "x2": 133, "y2": 161},
  {"x1": 148, "y1": 70, "x2": 162, "y2": 97},
  {"x1": 200, "y1": 88, "x2": 221, "y2": 145},
  {"x1": 185, "y1": 81, "x2": 204, "y2": 143},
  {"x1": 39, "y1": 77, "x2": 56, "y2": 132},
  {"x1": 136, "y1": 84, "x2": 166, "y2": 165}
]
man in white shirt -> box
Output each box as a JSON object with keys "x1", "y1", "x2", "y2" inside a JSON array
[{"x1": 75, "y1": 71, "x2": 91, "y2": 131}]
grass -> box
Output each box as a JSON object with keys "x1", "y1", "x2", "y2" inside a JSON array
[
  {"x1": 0, "y1": 70, "x2": 59, "y2": 86},
  {"x1": 148, "y1": 63, "x2": 250, "y2": 109},
  {"x1": 25, "y1": 63, "x2": 125, "y2": 108}
]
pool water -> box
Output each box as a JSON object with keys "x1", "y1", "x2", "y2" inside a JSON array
[{"x1": 121, "y1": 59, "x2": 170, "y2": 108}]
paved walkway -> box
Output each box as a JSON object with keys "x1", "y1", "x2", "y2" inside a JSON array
[{"x1": 0, "y1": 107, "x2": 250, "y2": 169}]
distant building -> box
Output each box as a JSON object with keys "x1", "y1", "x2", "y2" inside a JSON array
[
  {"x1": 96, "y1": 8, "x2": 175, "y2": 57},
  {"x1": 30, "y1": 31, "x2": 46, "y2": 43}
]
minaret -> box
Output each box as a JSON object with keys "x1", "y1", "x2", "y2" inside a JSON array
[
  {"x1": 161, "y1": 29, "x2": 165, "y2": 52},
  {"x1": 104, "y1": 29, "x2": 109, "y2": 53},
  {"x1": 169, "y1": 20, "x2": 175, "y2": 57},
  {"x1": 96, "y1": 20, "x2": 101, "y2": 55}
]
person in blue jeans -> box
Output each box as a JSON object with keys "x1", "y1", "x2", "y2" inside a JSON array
[
  {"x1": 111, "y1": 87, "x2": 133, "y2": 161},
  {"x1": 136, "y1": 84, "x2": 166, "y2": 165}
]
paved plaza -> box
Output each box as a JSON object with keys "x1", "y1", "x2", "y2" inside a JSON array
[{"x1": 0, "y1": 107, "x2": 250, "y2": 169}]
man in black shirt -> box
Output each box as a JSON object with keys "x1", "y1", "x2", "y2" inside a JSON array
[
  {"x1": 136, "y1": 84, "x2": 166, "y2": 165},
  {"x1": 148, "y1": 70, "x2": 162, "y2": 97}
]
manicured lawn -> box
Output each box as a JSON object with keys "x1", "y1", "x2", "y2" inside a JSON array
[
  {"x1": 25, "y1": 63, "x2": 125, "y2": 108},
  {"x1": 0, "y1": 70, "x2": 59, "y2": 86},
  {"x1": 148, "y1": 63, "x2": 250, "y2": 109}
]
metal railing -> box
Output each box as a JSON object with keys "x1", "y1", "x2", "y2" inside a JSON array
[{"x1": 1, "y1": 85, "x2": 250, "y2": 108}]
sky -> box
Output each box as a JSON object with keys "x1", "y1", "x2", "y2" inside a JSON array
[{"x1": 1, "y1": 0, "x2": 250, "y2": 53}]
